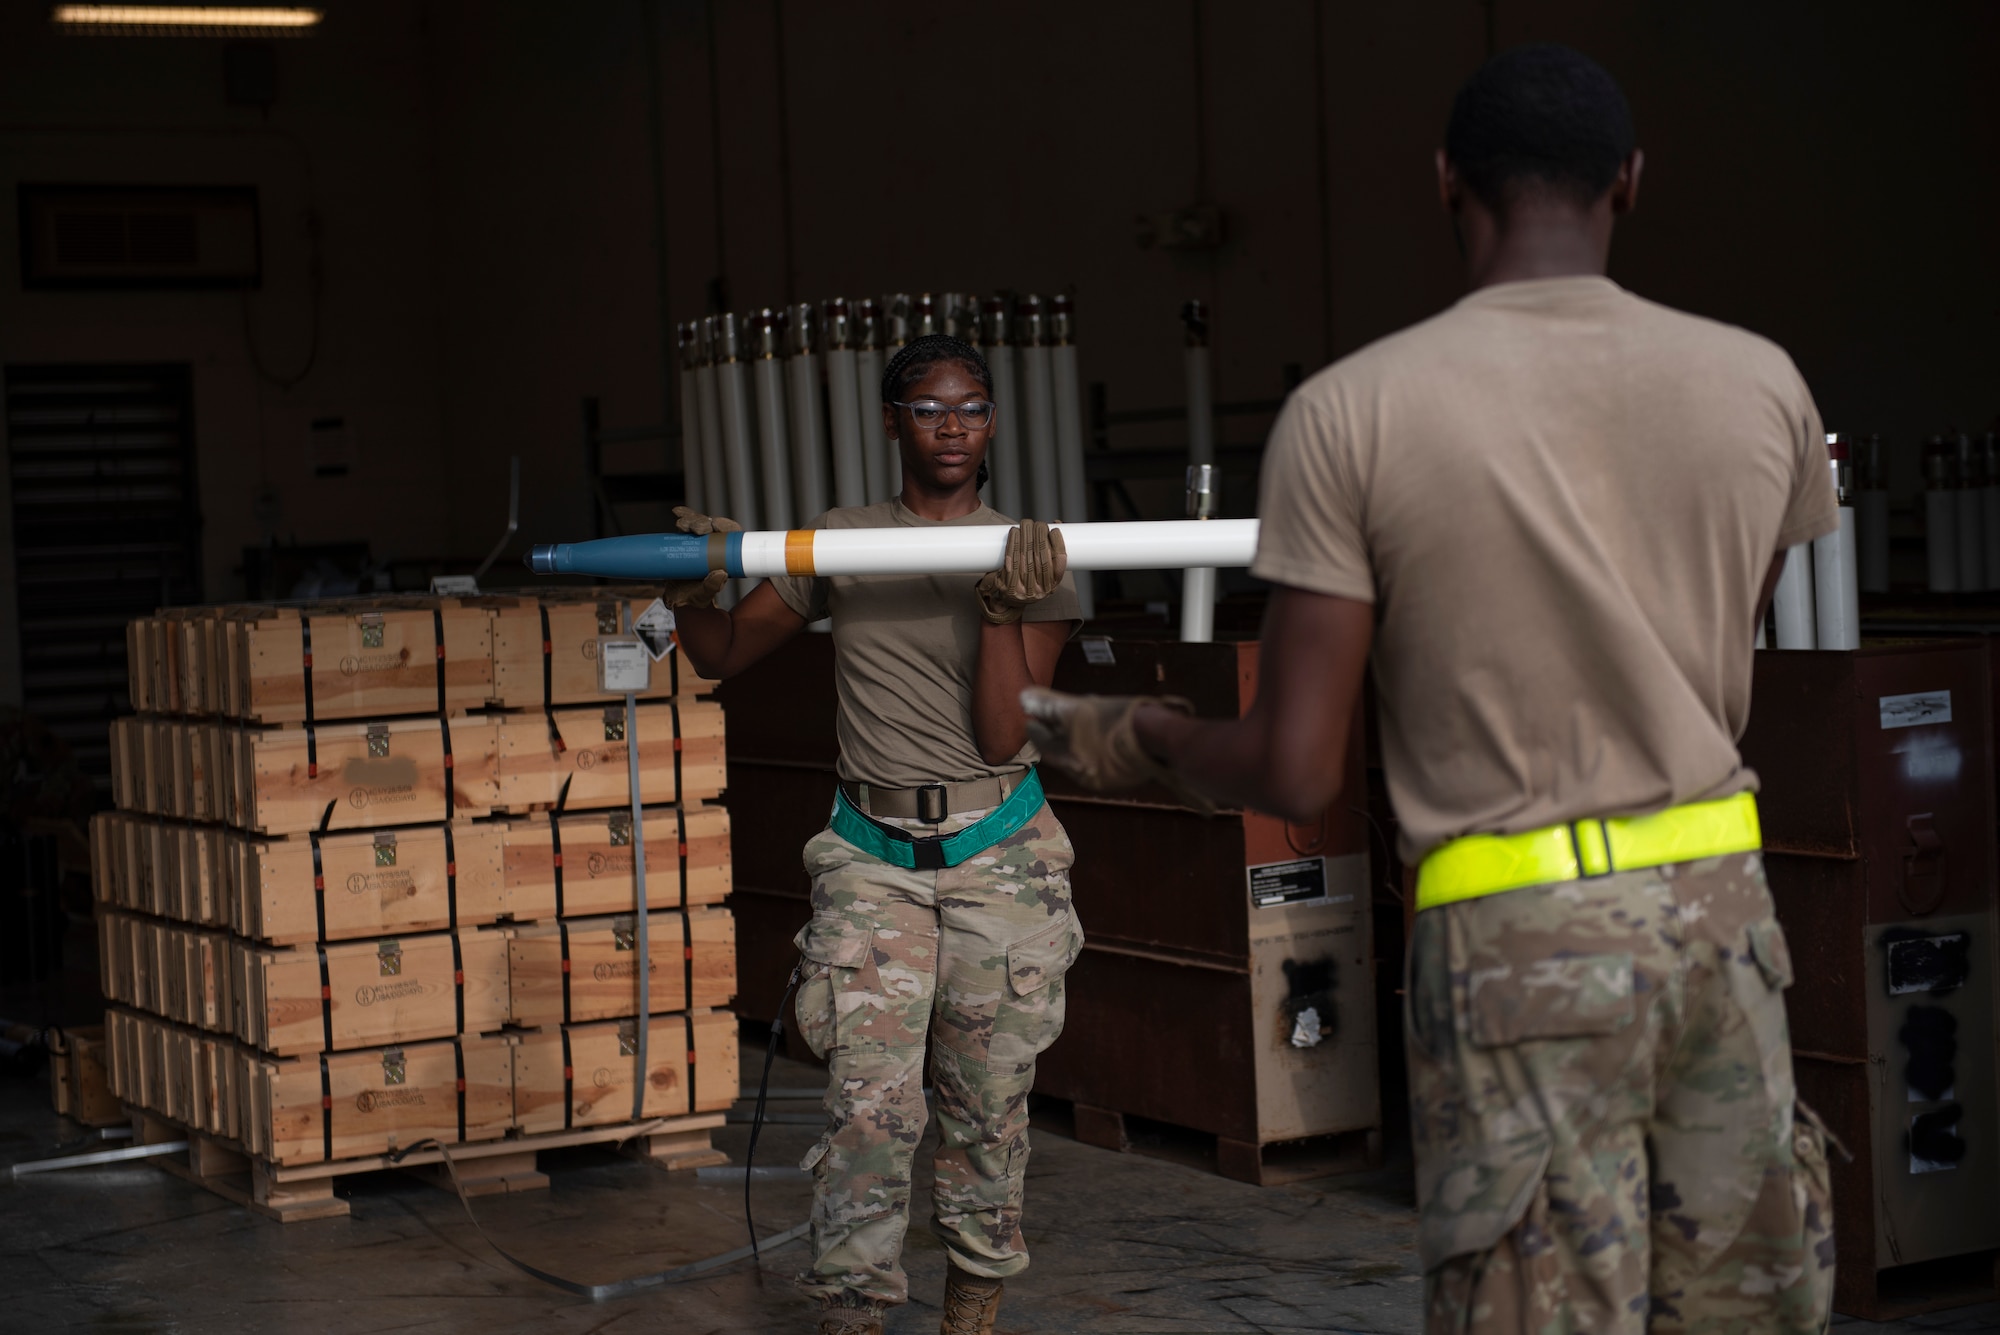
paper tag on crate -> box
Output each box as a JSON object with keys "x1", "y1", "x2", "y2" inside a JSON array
[
  {"x1": 632, "y1": 598, "x2": 678, "y2": 661},
  {"x1": 597, "y1": 638, "x2": 652, "y2": 693}
]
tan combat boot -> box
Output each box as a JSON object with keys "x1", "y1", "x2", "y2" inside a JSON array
[
  {"x1": 939, "y1": 1261, "x2": 1004, "y2": 1335},
  {"x1": 817, "y1": 1296, "x2": 883, "y2": 1335}
]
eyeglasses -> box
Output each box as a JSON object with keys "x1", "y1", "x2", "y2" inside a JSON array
[{"x1": 892, "y1": 399, "x2": 995, "y2": 430}]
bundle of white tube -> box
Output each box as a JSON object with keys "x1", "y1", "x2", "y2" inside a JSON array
[
  {"x1": 823, "y1": 299, "x2": 868, "y2": 509},
  {"x1": 676, "y1": 321, "x2": 707, "y2": 516},
  {"x1": 1857, "y1": 433, "x2": 1890, "y2": 594},
  {"x1": 941, "y1": 293, "x2": 989, "y2": 505},
  {"x1": 1925, "y1": 436, "x2": 1957, "y2": 593},
  {"x1": 1954, "y1": 431, "x2": 1984, "y2": 591},
  {"x1": 1812, "y1": 433, "x2": 1860, "y2": 650},
  {"x1": 711, "y1": 313, "x2": 760, "y2": 531},
  {"x1": 1771, "y1": 544, "x2": 1816, "y2": 648},
  {"x1": 750, "y1": 310, "x2": 796, "y2": 528},
  {"x1": 852, "y1": 299, "x2": 892, "y2": 503},
  {"x1": 786, "y1": 303, "x2": 831, "y2": 523},
  {"x1": 1017, "y1": 295, "x2": 1062, "y2": 527},
  {"x1": 1049, "y1": 295, "x2": 1094, "y2": 618},
  {"x1": 981, "y1": 295, "x2": 1025, "y2": 519},
  {"x1": 1181, "y1": 300, "x2": 1218, "y2": 643},
  {"x1": 1982, "y1": 432, "x2": 2000, "y2": 592}
]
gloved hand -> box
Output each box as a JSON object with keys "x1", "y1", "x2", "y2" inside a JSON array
[
  {"x1": 664, "y1": 506, "x2": 742, "y2": 609},
  {"x1": 976, "y1": 519, "x2": 1067, "y2": 625},
  {"x1": 1020, "y1": 686, "x2": 1215, "y2": 815}
]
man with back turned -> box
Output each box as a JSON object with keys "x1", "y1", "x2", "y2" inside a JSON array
[{"x1": 1026, "y1": 44, "x2": 1839, "y2": 1333}]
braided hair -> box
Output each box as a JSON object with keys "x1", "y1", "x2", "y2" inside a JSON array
[{"x1": 881, "y1": 334, "x2": 994, "y2": 489}]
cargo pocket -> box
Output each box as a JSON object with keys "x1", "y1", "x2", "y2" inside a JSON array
[
  {"x1": 1790, "y1": 1100, "x2": 1839, "y2": 1330},
  {"x1": 1006, "y1": 910, "x2": 1083, "y2": 997},
  {"x1": 978, "y1": 911, "x2": 1084, "y2": 1068},
  {"x1": 1748, "y1": 918, "x2": 1795, "y2": 991},
  {"x1": 1468, "y1": 951, "x2": 1635, "y2": 1047},
  {"x1": 1416, "y1": 1134, "x2": 1554, "y2": 1271},
  {"x1": 792, "y1": 916, "x2": 875, "y2": 1060}
]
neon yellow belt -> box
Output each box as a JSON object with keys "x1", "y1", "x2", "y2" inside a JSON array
[{"x1": 1415, "y1": 791, "x2": 1761, "y2": 912}]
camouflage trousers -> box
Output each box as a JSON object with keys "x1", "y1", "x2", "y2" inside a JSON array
[
  {"x1": 792, "y1": 798, "x2": 1082, "y2": 1308},
  {"x1": 1407, "y1": 852, "x2": 1835, "y2": 1334}
]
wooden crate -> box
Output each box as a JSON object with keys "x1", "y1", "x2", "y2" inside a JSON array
[
  {"x1": 488, "y1": 590, "x2": 720, "y2": 708},
  {"x1": 49, "y1": 1025, "x2": 123, "y2": 1127},
  {"x1": 218, "y1": 602, "x2": 495, "y2": 725},
  {"x1": 509, "y1": 907, "x2": 736, "y2": 1026},
  {"x1": 513, "y1": 1008, "x2": 737, "y2": 1133},
  {"x1": 233, "y1": 714, "x2": 500, "y2": 836},
  {"x1": 231, "y1": 820, "x2": 513, "y2": 945},
  {"x1": 98, "y1": 912, "x2": 237, "y2": 1033},
  {"x1": 491, "y1": 700, "x2": 724, "y2": 813},
  {"x1": 253, "y1": 1032, "x2": 516, "y2": 1165},
  {"x1": 233, "y1": 927, "x2": 511, "y2": 1056},
  {"x1": 498, "y1": 804, "x2": 731, "y2": 917}
]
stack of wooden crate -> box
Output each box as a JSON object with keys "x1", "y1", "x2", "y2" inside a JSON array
[{"x1": 92, "y1": 591, "x2": 741, "y2": 1216}]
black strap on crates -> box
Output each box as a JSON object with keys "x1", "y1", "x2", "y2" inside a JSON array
[
  {"x1": 679, "y1": 907, "x2": 696, "y2": 1019},
  {"x1": 560, "y1": 1026, "x2": 575, "y2": 1132},
  {"x1": 316, "y1": 944, "x2": 334, "y2": 1054},
  {"x1": 558, "y1": 919, "x2": 573, "y2": 1024},
  {"x1": 313, "y1": 800, "x2": 337, "y2": 1055},
  {"x1": 451, "y1": 931, "x2": 466, "y2": 1036},
  {"x1": 538, "y1": 603, "x2": 565, "y2": 753},
  {"x1": 433, "y1": 608, "x2": 455, "y2": 819},
  {"x1": 300, "y1": 614, "x2": 320, "y2": 778},
  {"x1": 669, "y1": 699, "x2": 684, "y2": 803},
  {"x1": 453, "y1": 1038, "x2": 467, "y2": 1143},
  {"x1": 318, "y1": 1052, "x2": 333, "y2": 1162},
  {"x1": 682, "y1": 1010, "x2": 697, "y2": 1128},
  {"x1": 309, "y1": 822, "x2": 330, "y2": 943},
  {"x1": 675, "y1": 806, "x2": 689, "y2": 910},
  {"x1": 548, "y1": 776, "x2": 574, "y2": 918},
  {"x1": 443, "y1": 820, "x2": 459, "y2": 929},
  {"x1": 385, "y1": 1129, "x2": 808, "y2": 1301}
]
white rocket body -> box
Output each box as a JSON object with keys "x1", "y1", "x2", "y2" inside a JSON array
[
  {"x1": 987, "y1": 338, "x2": 1024, "y2": 520},
  {"x1": 786, "y1": 326, "x2": 830, "y2": 523},
  {"x1": 751, "y1": 351, "x2": 795, "y2": 529},
  {"x1": 825, "y1": 345, "x2": 867, "y2": 509}
]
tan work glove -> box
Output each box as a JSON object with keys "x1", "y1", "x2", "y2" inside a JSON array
[
  {"x1": 1020, "y1": 686, "x2": 1215, "y2": 815},
  {"x1": 665, "y1": 505, "x2": 742, "y2": 609},
  {"x1": 976, "y1": 519, "x2": 1068, "y2": 625}
]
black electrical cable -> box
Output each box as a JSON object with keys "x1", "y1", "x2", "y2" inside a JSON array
[{"x1": 744, "y1": 965, "x2": 803, "y2": 1278}]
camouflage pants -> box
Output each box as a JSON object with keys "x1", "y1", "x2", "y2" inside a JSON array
[
  {"x1": 792, "y1": 799, "x2": 1082, "y2": 1308},
  {"x1": 1407, "y1": 853, "x2": 1835, "y2": 1334}
]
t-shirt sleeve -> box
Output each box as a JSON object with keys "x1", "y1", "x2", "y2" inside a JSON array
[
  {"x1": 1774, "y1": 370, "x2": 1839, "y2": 551},
  {"x1": 1024, "y1": 570, "x2": 1082, "y2": 631},
  {"x1": 1249, "y1": 392, "x2": 1376, "y2": 602},
  {"x1": 763, "y1": 512, "x2": 830, "y2": 621}
]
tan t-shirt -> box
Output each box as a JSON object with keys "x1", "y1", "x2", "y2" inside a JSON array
[
  {"x1": 1252, "y1": 276, "x2": 1837, "y2": 860},
  {"x1": 768, "y1": 499, "x2": 1082, "y2": 789}
]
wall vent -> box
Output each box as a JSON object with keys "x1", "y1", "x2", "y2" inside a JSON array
[{"x1": 19, "y1": 184, "x2": 259, "y2": 289}]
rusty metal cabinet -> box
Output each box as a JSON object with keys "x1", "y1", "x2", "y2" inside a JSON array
[{"x1": 1741, "y1": 641, "x2": 2000, "y2": 1319}]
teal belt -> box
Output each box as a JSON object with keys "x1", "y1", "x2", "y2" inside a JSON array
[{"x1": 830, "y1": 769, "x2": 1045, "y2": 870}]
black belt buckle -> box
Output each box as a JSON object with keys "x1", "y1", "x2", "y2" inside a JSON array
[
  {"x1": 916, "y1": 783, "x2": 948, "y2": 824},
  {"x1": 910, "y1": 837, "x2": 947, "y2": 871}
]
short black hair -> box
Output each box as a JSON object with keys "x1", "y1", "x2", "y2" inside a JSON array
[
  {"x1": 880, "y1": 334, "x2": 991, "y2": 403},
  {"x1": 1444, "y1": 43, "x2": 1635, "y2": 213}
]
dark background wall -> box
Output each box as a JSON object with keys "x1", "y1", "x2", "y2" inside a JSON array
[{"x1": 2, "y1": 0, "x2": 1995, "y2": 700}]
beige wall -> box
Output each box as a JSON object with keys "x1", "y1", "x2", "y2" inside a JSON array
[{"x1": 2, "y1": 0, "x2": 1995, "y2": 675}]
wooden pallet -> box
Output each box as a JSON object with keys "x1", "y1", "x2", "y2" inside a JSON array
[
  {"x1": 129, "y1": 1103, "x2": 727, "y2": 1222},
  {"x1": 1040, "y1": 1094, "x2": 1383, "y2": 1187}
]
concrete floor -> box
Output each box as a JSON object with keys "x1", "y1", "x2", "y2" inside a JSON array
[{"x1": 2, "y1": 1050, "x2": 1996, "y2": 1334}]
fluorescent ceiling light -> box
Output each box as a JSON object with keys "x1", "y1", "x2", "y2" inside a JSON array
[{"x1": 52, "y1": 6, "x2": 324, "y2": 31}]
